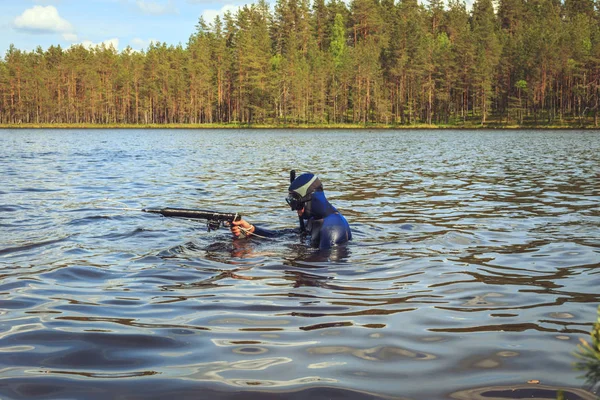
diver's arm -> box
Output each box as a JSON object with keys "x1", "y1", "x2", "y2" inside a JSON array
[
  {"x1": 251, "y1": 225, "x2": 277, "y2": 238},
  {"x1": 230, "y1": 219, "x2": 276, "y2": 238}
]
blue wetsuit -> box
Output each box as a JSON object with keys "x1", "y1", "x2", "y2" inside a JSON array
[
  {"x1": 303, "y1": 191, "x2": 352, "y2": 249},
  {"x1": 251, "y1": 191, "x2": 351, "y2": 249},
  {"x1": 251, "y1": 172, "x2": 351, "y2": 250}
]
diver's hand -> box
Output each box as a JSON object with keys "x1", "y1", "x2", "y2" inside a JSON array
[{"x1": 230, "y1": 219, "x2": 255, "y2": 238}]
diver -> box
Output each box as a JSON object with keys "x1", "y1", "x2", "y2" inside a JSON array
[{"x1": 230, "y1": 173, "x2": 352, "y2": 249}]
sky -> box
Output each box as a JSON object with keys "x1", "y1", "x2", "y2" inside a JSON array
[{"x1": 0, "y1": 0, "x2": 475, "y2": 56}]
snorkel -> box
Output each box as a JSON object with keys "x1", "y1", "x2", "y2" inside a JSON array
[{"x1": 289, "y1": 170, "x2": 306, "y2": 233}]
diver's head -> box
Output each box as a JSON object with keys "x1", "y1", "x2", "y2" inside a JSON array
[{"x1": 286, "y1": 173, "x2": 323, "y2": 217}]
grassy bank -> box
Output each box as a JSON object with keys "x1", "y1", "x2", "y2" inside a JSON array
[{"x1": 0, "y1": 120, "x2": 598, "y2": 130}]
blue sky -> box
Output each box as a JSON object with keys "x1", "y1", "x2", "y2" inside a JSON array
[
  {"x1": 0, "y1": 0, "x2": 245, "y2": 55},
  {"x1": 1, "y1": 0, "x2": 475, "y2": 56}
]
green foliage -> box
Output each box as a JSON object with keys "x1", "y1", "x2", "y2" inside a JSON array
[
  {"x1": 574, "y1": 306, "x2": 600, "y2": 390},
  {"x1": 330, "y1": 13, "x2": 347, "y2": 67},
  {"x1": 471, "y1": 0, "x2": 502, "y2": 123},
  {"x1": 1, "y1": 0, "x2": 600, "y2": 126},
  {"x1": 515, "y1": 80, "x2": 527, "y2": 90}
]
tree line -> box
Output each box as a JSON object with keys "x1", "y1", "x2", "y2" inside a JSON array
[{"x1": 1, "y1": 0, "x2": 600, "y2": 126}]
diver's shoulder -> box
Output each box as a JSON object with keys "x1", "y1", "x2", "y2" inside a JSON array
[{"x1": 323, "y1": 211, "x2": 350, "y2": 226}]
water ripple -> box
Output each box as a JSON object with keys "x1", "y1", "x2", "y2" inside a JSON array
[{"x1": 0, "y1": 129, "x2": 598, "y2": 399}]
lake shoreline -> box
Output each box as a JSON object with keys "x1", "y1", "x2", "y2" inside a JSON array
[{"x1": 1, "y1": 122, "x2": 599, "y2": 130}]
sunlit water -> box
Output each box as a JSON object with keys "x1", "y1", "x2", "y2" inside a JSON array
[{"x1": 1, "y1": 129, "x2": 599, "y2": 400}]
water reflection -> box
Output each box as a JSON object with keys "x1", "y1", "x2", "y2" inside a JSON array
[
  {"x1": 0, "y1": 129, "x2": 598, "y2": 399},
  {"x1": 450, "y1": 385, "x2": 597, "y2": 400}
]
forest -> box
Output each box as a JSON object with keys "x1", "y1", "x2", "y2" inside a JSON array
[{"x1": 1, "y1": 0, "x2": 599, "y2": 127}]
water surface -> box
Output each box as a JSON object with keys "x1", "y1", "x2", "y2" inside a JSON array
[{"x1": 1, "y1": 129, "x2": 599, "y2": 399}]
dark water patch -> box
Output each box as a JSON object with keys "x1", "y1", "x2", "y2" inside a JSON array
[
  {"x1": 15, "y1": 187, "x2": 62, "y2": 193},
  {"x1": 449, "y1": 384, "x2": 596, "y2": 400},
  {"x1": 53, "y1": 316, "x2": 212, "y2": 332},
  {"x1": 0, "y1": 279, "x2": 39, "y2": 292},
  {"x1": 94, "y1": 227, "x2": 163, "y2": 240},
  {"x1": 157, "y1": 241, "x2": 207, "y2": 257},
  {"x1": 300, "y1": 321, "x2": 354, "y2": 331},
  {"x1": 62, "y1": 206, "x2": 131, "y2": 213},
  {"x1": 0, "y1": 378, "x2": 395, "y2": 400},
  {"x1": 39, "y1": 369, "x2": 160, "y2": 379},
  {"x1": 428, "y1": 322, "x2": 590, "y2": 335},
  {"x1": 0, "y1": 297, "x2": 46, "y2": 310},
  {"x1": 0, "y1": 204, "x2": 30, "y2": 212},
  {"x1": 126, "y1": 265, "x2": 217, "y2": 283},
  {"x1": 0, "y1": 237, "x2": 70, "y2": 256},
  {"x1": 63, "y1": 247, "x2": 93, "y2": 256},
  {"x1": 1, "y1": 347, "x2": 152, "y2": 370},
  {"x1": 100, "y1": 297, "x2": 145, "y2": 306},
  {"x1": 40, "y1": 265, "x2": 118, "y2": 283},
  {"x1": 130, "y1": 254, "x2": 164, "y2": 264},
  {"x1": 2, "y1": 329, "x2": 183, "y2": 350},
  {"x1": 66, "y1": 215, "x2": 115, "y2": 226}
]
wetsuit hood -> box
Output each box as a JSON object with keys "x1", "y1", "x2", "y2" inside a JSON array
[
  {"x1": 305, "y1": 190, "x2": 337, "y2": 220},
  {"x1": 288, "y1": 173, "x2": 336, "y2": 220},
  {"x1": 288, "y1": 173, "x2": 322, "y2": 199}
]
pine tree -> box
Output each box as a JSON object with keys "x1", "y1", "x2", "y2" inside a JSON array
[
  {"x1": 471, "y1": 0, "x2": 501, "y2": 124},
  {"x1": 497, "y1": 0, "x2": 526, "y2": 122},
  {"x1": 523, "y1": 0, "x2": 563, "y2": 123},
  {"x1": 446, "y1": 0, "x2": 474, "y2": 122},
  {"x1": 233, "y1": 4, "x2": 273, "y2": 123},
  {"x1": 313, "y1": 0, "x2": 329, "y2": 51},
  {"x1": 428, "y1": 0, "x2": 445, "y2": 35},
  {"x1": 396, "y1": 0, "x2": 429, "y2": 124},
  {"x1": 189, "y1": 18, "x2": 214, "y2": 123},
  {"x1": 209, "y1": 16, "x2": 232, "y2": 123},
  {"x1": 329, "y1": 12, "x2": 350, "y2": 122},
  {"x1": 0, "y1": 56, "x2": 7, "y2": 123},
  {"x1": 565, "y1": 0, "x2": 595, "y2": 19}
]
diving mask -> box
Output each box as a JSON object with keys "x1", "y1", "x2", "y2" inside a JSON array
[{"x1": 286, "y1": 192, "x2": 308, "y2": 211}]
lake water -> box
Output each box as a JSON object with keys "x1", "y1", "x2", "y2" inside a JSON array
[{"x1": 1, "y1": 129, "x2": 599, "y2": 400}]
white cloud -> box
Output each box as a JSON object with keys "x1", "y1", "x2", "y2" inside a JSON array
[
  {"x1": 131, "y1": 38, "x2": 148, "y2": 48},
  {"x1": 13, "y1": 5, "x2": 74, "y2": 34},
  {"x1": 202, "y1": 4, "x2": 240, "y2": 24},
  {"x1": 77, "y1": 38, "x2": 120, "y2": 51},
  {"x1": 130, "y1": 37, "x2": 159, "y2": 50},
  {"x1": 460, "y1": 0, "x2": 474, "y2": 9},
  {"x1": 136, "y1": 0, "x2": 178, "y2": 15},
  {"x1": 63, "y1": 33, "x2": 78, "y2": 42}
]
